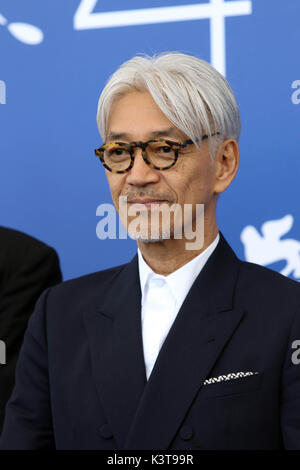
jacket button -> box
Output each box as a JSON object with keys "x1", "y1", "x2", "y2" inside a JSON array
[
  {"x1": 179, "y1": 425, "x2": 194, "y2": 441},
  {"x1": 99, "y1": 423, "x2": 113, "y2": 439}
]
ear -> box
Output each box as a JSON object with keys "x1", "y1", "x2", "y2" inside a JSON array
[{"x1": 213, "y1": 139, "x2": 239, "y2": 194}]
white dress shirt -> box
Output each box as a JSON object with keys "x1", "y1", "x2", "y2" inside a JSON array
[{"x1": 137, "y1": 232, "x2": 220, "y2": 380}]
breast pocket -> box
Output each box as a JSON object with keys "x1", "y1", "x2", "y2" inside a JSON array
[{"x1": 195, "y1": 372, "x2": 264, "y2": 400}]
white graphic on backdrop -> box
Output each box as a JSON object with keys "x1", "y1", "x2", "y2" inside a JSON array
[
  {"x1": 241, "y1": 215, "x2": 300, "y2": 280},
  {"x1": 0, "y1": 12, "x2": 43, "y2": 45},
  {"x1": 74, "y1": 0, "x2": 252, "y2": 76}
]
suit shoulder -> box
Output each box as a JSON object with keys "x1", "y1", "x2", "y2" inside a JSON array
[
  {"x1": 0, "y1": 226, "x2": 58, "y2": 256},
  {"x1": 46, "y1": 262, "x2": 128, "y2": 301},
  {"x1": 237, "y1": 260, "x2": 300, "y2": 308},
  {"x1": 240, "y1": 260, "x2": 299, "y2": 286},
  {"x1": 26, "y1": 262, "x2": 131, "y2": 339},
  {"x1": 0, "y1": 227, "x2": 61, "y2": 283}
]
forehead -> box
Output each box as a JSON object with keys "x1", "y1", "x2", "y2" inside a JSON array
[{"x1": 106, "y1": 91, "x2": 187, "y2": 142}]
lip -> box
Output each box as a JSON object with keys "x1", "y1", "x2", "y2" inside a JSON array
[{"x1": 128, "y1": 199, "x2": 168, "y2": 206}]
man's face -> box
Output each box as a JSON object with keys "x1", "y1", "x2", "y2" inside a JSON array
[{"x1": 104, "y1": 90, "x2": 219, "y2": 243}]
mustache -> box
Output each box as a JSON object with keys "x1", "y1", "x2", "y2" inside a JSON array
[{"x1": 120, "y1": 190, "x2": 174, "y2": 203}]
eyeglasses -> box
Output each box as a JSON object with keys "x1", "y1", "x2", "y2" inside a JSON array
[{"x1": 94, "y1": 133, "x2": 221, "y2": 173}]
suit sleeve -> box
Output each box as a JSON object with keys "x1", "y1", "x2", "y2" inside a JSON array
[
  {"x1": 0, "y1": 242, "x2": 62, "y2": 431},
  {"x1": 0, "y1": 287, "x2": 55, "y2": 449},
  {"x1": 280, "y1": 306, "x2": 300, "y2": 449}
]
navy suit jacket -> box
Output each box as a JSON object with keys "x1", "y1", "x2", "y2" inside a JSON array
[
  {"x1": 0, "y1": 226, "x2": 62, "y2": 434},
  {"x1": 1, "y1": 232, "x2": 300, "y2": 450}
]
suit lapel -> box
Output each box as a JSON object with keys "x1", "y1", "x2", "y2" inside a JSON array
[
  {"x1": 124, "y1": 309, "x2": 244, "y2": 449},
  {"x1": 123, "y1": 233, "x2": 245, "y2": 449},
  {"x1": 82, "y1": 256, "x2": 147, "y2": 448}
]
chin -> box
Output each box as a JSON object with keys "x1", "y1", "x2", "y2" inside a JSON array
[
  {"x1": 128, "y1": 228, "x2": 174, "y2": 243},
  {"x1": 133, "y1": 238, "x2": 162, "y2": 244}
]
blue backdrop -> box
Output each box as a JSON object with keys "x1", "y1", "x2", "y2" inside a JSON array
[{"x1": 0, "y1": 0, "x2": 299, "y2": 281}]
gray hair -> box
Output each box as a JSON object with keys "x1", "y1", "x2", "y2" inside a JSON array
[{"x1": 96, "y1": 52, "x2": 241, "y2": 156}]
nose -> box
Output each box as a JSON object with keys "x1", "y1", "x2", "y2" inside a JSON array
[{"x1": 126, "y1": 148, "x2": 160, "y2": 186}]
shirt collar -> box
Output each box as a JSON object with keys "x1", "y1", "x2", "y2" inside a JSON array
[{"x1": 138, "y1": 232, "x2": 220, "y2": 307}]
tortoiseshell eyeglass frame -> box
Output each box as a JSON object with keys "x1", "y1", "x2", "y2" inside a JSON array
[{"x1": 94, "y1": 132, "x2": 221, "y2": 174}]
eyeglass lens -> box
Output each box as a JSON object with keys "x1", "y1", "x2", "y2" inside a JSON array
[{"x1": 102, "y1": 141, "x2": 177, "y2": 171}]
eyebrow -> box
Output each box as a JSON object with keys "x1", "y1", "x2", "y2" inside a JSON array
[{"x1": 106, "y1": 127, "x2": 183, "y2": 142}]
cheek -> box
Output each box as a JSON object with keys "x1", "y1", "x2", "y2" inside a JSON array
[
  {"x1": 106, "y1": 174, "x2": 124, "y2": 202},
  {"x1": 172, "y1": 161, "x2": 214, "y2": 204}
]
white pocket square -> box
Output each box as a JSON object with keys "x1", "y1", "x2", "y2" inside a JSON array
[{"x1": 203, "y1": 371, "x2": 259, "y2": 385}]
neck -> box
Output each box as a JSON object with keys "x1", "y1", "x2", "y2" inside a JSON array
[{"x1": 137, "y1": 222, "x2": 219, "y2": 276}]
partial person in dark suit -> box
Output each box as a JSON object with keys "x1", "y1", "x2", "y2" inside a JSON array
[
  {"x1": 0, "y1": 226, "x2": 62, "y2": 433},
  {"x1": 1, "y1": 52, "x2": 300, "y2": 450}
]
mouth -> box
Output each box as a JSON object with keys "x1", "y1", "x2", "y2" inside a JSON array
[{"x1": 127, "y1": 198, "x2": 169, "y2": 208}]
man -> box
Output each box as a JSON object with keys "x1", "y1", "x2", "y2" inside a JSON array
[
  {"x1": 0, "y1": 226, "x2": 62, "y2": 434},
  {"x1": 0, "y1": 52, "x2": 300, "y2": 450}
]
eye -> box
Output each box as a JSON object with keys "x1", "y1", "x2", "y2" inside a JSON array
[
  {"x1": 111, "y1": 148, "x2": 126, "y2": 156},
  {"x1": 104, "y1": 145, "x2": 130, "y2": 163},
  {"x1": 159, "y1": 146, "x2": 172, "y2": 153}
]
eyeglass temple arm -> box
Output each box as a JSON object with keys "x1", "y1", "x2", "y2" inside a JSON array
[{"x1": 182, "y1": 132, "x2": 221, "y2": 147}]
